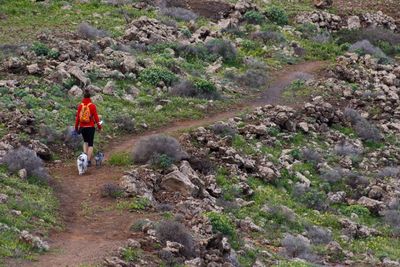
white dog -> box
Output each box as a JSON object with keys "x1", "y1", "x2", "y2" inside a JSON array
[{"x1": 77, "y1": 153, "x2": 88, "y2": 175}]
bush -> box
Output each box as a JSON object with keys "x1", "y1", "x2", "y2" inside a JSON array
[
  {"x1": 243, "y1": 10, "x2": 266, "y2": 24},
  {"x1": 139, "y1": 67, "x2": 178, "y2": 86},
  {"x1": 321, "y1": 168, "x2": 345, "y2": 183},
  {"x1": 298, "y1": 188, "x2": 328, "y2": 211},
  {"x1": 301, "y1": 148, "x2": 323, "y2": 164},
  {"x1": 188, "y1": 156, "x2": 215, "y2": 175},
  {"x1": 349, "y1": 40, "x2": 387, "y2": 60},
  {"x1": 109, "y1": 152, "x2": 133, "y2": 166},
  {"x1": 158, "y1": 250, "x2": 179, "y2": 265},
  {"x1": 377, "y1": 167, "x2": 400, "y2": 178},
  {"x1": 237, "y1": 69, "x2": 269, "y2": 89},
  {"x1": 250, "y1": 31, "x2": 285, "y2": 44},
  {"x1": 336, "y1": 27, "x2": 400, "y2": 56},
  {"x1": 63, "y1": 126, "x2": 82, "y2": 150},
  {"x1": 1, "y1": 147, "x2": 49, "y2": 184},
  {"x1": 156, "y1": 221, "x2": 196, "y2": 258},
  {"x1": 161, "y1": 7, "x2": 198, "y2": 21},
  {"x1": 31, "y1": 42, "x2": 50, "y2": 57},
  {"x1": 170, "y1": 79, "x2": 220, "y2": 100},
  {"x1": 307, "y1": 226, "x2": 332, "y2": 245},
  {"x1": 38, "y1": 125, "x2": 62, "y2": 145},
  {"x1": 150, "y1": 153, "x2": 173, "y2": 170},
  {"x1": 345, "y1": 172, "x2": 369, "y2": 190},
  {"x1": 132, "y1": 134, "x2": 187, "y2": 164},
  {"x1": 207, "y1": 212, "x2": 237, "y2": 240},
  {"x1": 114, "y1": 115, "x2": 135, "y2": 133},
  {"x1": 205, "y1": 39, "x2": 238, "y2": 63},
  {"x1": 31, "y1": 42, "x2": 59, "y2": 59},
  {"x1": 77, "y1": 22, "x2": 108, "y2": 40},
  {"x1": 282, "y1": 234, "x2": 311, "y2": 259},
  {"x1": 101, "y1": 183, "x2": 124, "y2": 198},
  {"x1": 353, "y1": 118, "x2": 382, "y2": 142},
  {"x1": 211, "y1": 123, "x2": 236, "y2": 137},
  {"x1": 175, "y1": 44, "x2": 210, "y2": 61},
  {"x1": 343, "y1": 108, "x2": 382, "y2": 142},
  {"x1": 265, "y1": 6, "x2": 288, "y2": 26},
  {"x1": 121, "y1": 247, "x2": 141, "y2": 262},
  {"x1": 334, "y1": 140, "x2": 362, "y2": 157}
]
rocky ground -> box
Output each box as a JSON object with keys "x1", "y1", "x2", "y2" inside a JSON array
[{"x1": 0, "y1": 0, "x2": 400, "y2": 266}]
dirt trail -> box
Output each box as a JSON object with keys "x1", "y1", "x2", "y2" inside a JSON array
[{"x1": 8, "y1": 60, "x2": 325, "y2": 267}]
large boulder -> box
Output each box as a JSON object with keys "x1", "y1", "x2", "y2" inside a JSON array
[{"x1": 160, "y1": 170, "x2": 198, "y2": 196}]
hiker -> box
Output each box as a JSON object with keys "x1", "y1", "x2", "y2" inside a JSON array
[{"x1": 75, "y1": 89, "x2": 102, "y2": 167}]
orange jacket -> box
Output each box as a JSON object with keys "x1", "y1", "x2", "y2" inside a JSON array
[{"x1": 75, "y1": 98, "x2": 101, "y2": 130}]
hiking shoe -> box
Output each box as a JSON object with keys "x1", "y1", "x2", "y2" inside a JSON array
[{"x1": 87, "y1": 161, "x2": 92, "y2": 167}]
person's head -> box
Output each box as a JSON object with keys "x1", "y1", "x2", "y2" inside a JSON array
[{"x1": 83, "y1": 89, "x2": 91, "y2": 99}]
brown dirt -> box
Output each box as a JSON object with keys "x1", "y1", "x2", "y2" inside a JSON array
[
  {"x1": 6, "y1": 60, "x2": 326, "y2": 267},
  {"x1": 333, "y1": 0, "x2": 400, "y2": 20}
]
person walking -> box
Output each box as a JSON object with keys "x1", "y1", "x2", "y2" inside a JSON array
[{"x1": 75, "y1": 89, "x2": 102, "y2": 167}]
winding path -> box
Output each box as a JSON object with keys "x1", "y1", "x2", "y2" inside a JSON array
[{"x1": 8, "y1": 61, "x2": 325, "y2": 267}]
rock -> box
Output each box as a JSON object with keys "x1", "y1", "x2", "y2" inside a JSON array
[
  {"x1": 382, "y1": 258, "x2": 400, "y2": 267},
  {"x1": 258, "y1": 166, "x2": 276, "y2": 181},
  {"x1": 327, "y1": 191, "x2": 346, "y2": 204},
  {"x1": 314, "y1": 0, "x2": 333, "y2": 9},
  {"x1": 124, "y1": 17, "x2": 178, "y2": 45},
  {"x1": 18, "y1": 169, "x2": 27, "y2": 180},
  {"x1": 347, "y1": 16, "x2": 361, "y2": 30},
  {"x1": 103, "y1": 81, "x2": 115, "y2": 95},
  {"x1": 161, "y1": 170, "x2": 198, "y2": 196},
  {"x1": 67, "y1": 66, "x2": 90, "y2": 86},
  {"x1": 0, "y1": 193, "x2": 8, "y2": 204},
  {"x1": 11, "y1": 210, "x2": 22, "y2": 216},
  {"x1": 185, "y1": 257, "x2": 202, "y2": 267},
  {"x1": 239, "y1": 217, "x2": 263, "y2": 232},
  {"x1": 357, "y1": 196, "x2": 385, "y2": 214},
  {"x1": 127, "y1": 239, "x2": 141, "y2": 249},
  {"x1": 163, "y1": 241, "x2": 184, "y2": 255},
  {"x1": 20, "y1": 230, "x2": 49, "y2": 252},
  {"x1": 121, "y1": 56, "x2": 138, "y2": 73},
  {"x1": 3, "y1": 57, "x2": 25, "y2": 73},
  {"x1": 28, "y1": 140, "x2": 51, "y2": 160},
  {"x1": 68, "y1": 85, "x2": 83, "y2": 97},
  {"x1": 298, "y1": 122, "x2": 309, "y2": 133},
  {"x1": 368, "y1": 185, "x2": 384, "y2": 200},
  {"x1": 26, "y1": 63, "x2": 40, "y2": 74}
]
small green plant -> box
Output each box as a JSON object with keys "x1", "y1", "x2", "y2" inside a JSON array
[
  {"x1": 341, "y1": 205, "x2": 371, "y2": 218},
  {"x1": 193, "y1": 78, "x2": 217, "y2": 94},
  {"x1": 32, "y1": 42, "x2": 50, "y2": 56},
  {"x1": 109, "y1": 152, "x2": 132, "y2": 166},
  {"x1": 118, "y1": 197, "x2": 151, "y2": 211},
  {"x1": 31, "y1": 42, "x2": 59, "y2": 59},
  {"x1": 139, "y1": 67, "x2": 178, "y2": 86},
  {"x1": 150, "y1": 153, "x2": 173, "y2": 170},
  {"x1": 207, "y1": 212, "x2": 237, "y2": 240},
  {"x1": 243, "y1": 10, "x2": 266, "y2": 24},
  {"x1": 121, "y1": 247, "x2": 141, "y2": 262},
  {"x1": 265, "y1": 6, "x2": 288, "y2": 26}
]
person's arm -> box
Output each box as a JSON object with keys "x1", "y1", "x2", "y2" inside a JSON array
[
  {"x1": 75, "y1": 104, "x2": 82, "y2": 131},
  {"x1": 91, "y1": 104, "x2": 102, "y2": 130}
]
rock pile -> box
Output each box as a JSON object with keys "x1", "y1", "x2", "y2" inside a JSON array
[{"x1": 124, "y1": 16, "x2": 179, "y2": 45}]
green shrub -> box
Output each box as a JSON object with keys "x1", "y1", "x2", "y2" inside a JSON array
[
  {"x1": 32, "y1": 42, "x2": 50, "y2": 57},
  {"x1": 207, "y1": 212, "x2": 237, "y2": 239},
  {"x1": 341, "y1": 205, "x2": 371, "y2": 218},
  {"x1": 109, "y1": 152, "x2": 133, "y2": 166},
  {"x1": 121, "y1": 247, "x2": 141, "y2": 262},
  {"x1": 150, "y1": 153, "x2": 173, "y2": 170},
  {"x1": 265, "y1": 6, "x2": 288, "y2": 26},
  {"x1": 243, "y1": 10, "x2": 266, "y2": 24},
  {"x1": 31, "y1": 42, "x2": 59, "y2": 59},
  {"x1": 139, "y1": 67, "x2": 178, "y2": 86}
]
